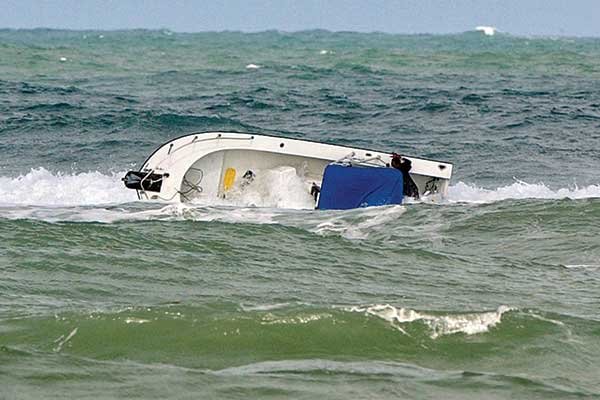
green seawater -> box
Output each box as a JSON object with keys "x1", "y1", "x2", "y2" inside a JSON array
[{"x1": 1, "y1": 29, "x2": 599, "y2": 399}]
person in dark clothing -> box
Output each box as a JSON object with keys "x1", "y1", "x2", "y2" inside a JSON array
[{"x1": 391, "y1": 153, "x2": 420, "y2": 199}]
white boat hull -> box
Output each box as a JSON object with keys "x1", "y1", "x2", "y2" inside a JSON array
[{"x1": 127, "y1": 132, "x2": 453, "y2": 205}]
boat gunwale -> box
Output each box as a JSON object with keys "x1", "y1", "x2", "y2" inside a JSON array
[{"x1": 138, "y1": 130, "x2": 453, "y2": 172}]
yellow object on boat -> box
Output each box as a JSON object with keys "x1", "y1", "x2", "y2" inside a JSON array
[{"x1": 223, "y1": 168, "x2": 236, "y2": 191}]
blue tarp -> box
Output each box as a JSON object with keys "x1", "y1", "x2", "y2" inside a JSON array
[{"x1": 317, "y1": 164, "x2": 404, "y2": 210}]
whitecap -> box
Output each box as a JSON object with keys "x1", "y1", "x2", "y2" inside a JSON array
[
  {"x1": 562, "y1": 264, "x2": 600, "y2": 270},
  {"x1": 240, "y1": 303, "x2": 293, "y2": 312},
  {"x1": 476, "y1": 26, "x2": 496, "y2": 36},
  {"x1": 124, "y1": 317, "x2": 150, "y2": 324},
  {"x1": 348, "y1": 304, "x2": 513, "y2": 338},
  {"x1": 0, "y1": 168, "x2": 136, "y2": 207},
  {"x1": 446, "y1": 180, "x2": 600, "y2": 203}
]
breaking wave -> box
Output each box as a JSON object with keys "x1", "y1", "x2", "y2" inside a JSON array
[
  {"x1": 0, "y1": 168, "x2": 135, "y2": 206},
  {"x1": 1, "y1": 169, "x2": 599, "y2": 208},
  {"x1": 446, "y1": 180, "x2": 600, "y2": 203},
  {"x1": 347, "y1": 304, "x2": 513, "y2": 338}
]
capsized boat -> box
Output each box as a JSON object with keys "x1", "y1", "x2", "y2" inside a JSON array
[{"x1": 122, "y1": 131, "x2": 453, "y2": 209}]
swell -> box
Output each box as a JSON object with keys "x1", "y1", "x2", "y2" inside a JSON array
[{"x1": 1, "y1": 304, "x2": 598, "y2": 374}]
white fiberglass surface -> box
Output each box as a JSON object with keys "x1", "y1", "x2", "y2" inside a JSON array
[{"x1": 180, "y1": 150, "x2": 328, "y2": 205}]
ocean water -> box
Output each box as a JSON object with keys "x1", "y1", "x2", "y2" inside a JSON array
[{"x1": 1, "y1": 29, "x2": 599, "y2": 399}]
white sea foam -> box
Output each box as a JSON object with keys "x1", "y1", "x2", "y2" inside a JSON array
[
  {"x1": 240, "y1": 303, "x2": 294, "y2": 312},
  {"x1": 0, "y1": 168, "x2": 136, "y2": 206},
  {"x1": 245, "y1": 63, "x2": 260, "y2": 69},
  {"x1": 562, "y1": 264, "x2": 600, "y2": 270},
  {"x1": 132, "y1": 203, "x2": 405, "y2": 240},
  {"x1": 446, "y1": 181, "x2": 600, "y2": 203},
  {"x1": 526, "y1": 312, "x2": 564, "y2": 326},
  {"x1": 311, "y1": 205, "x2": 406, "y2": 239},
  {"x1": 348, "y1": 304, "x2": 513, "y2": 338},
  {"x1": 0, "y1": 170, "x2": 598, "y2": 228},
  {"x1": 124, "y1": 317, "x2": 150, "y2": 324},
  {"x1": 260, "y1": 312, "x2": 331, "y2": 325},
  {"x1": 476, "y1": 26, "x2": 496, "y2": 36},
  {"x1": 53, "y1": 327, "x2": 78, "y2": 352},
  {"x1": 196, "y1": 166, "x2": 316, "y2": 210}
]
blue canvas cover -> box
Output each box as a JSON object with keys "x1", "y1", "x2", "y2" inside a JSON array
[{"x1": 317, "y1": 164, "x2": 404, "y2": 210}]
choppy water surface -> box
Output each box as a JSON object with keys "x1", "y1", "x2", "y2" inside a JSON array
[{"x1": 1, "y1": 29, "x2": 599, "y2": 399}]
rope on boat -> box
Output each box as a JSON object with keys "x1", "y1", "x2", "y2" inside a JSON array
[
  {"x1": 334, "y1": 152, "x2": 387, "y2": 167},
  {"x1": 138, "y1": 167, "x2": 204, "y2": 202},
  {"x1": 178, "y1": 167, "x2": 204, "y2": 202}
]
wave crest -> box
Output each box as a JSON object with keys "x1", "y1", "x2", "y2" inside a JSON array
[
  {"x1": 1, "y1": 169, "x2": 598, "y2": 210},
  {"x1": 348, "y1": 304, "x2": 513, "y2": 338},
  {"x1": 446, "y1": 181, "x2": 600, "y2": 203},
  {"x1": 0, "y1": 168, "x2": 135, "y2": 206}
]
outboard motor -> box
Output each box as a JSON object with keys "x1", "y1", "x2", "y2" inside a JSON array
[{"x1": 122, "y1": 171, "x2": 168, "y2": 192}]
